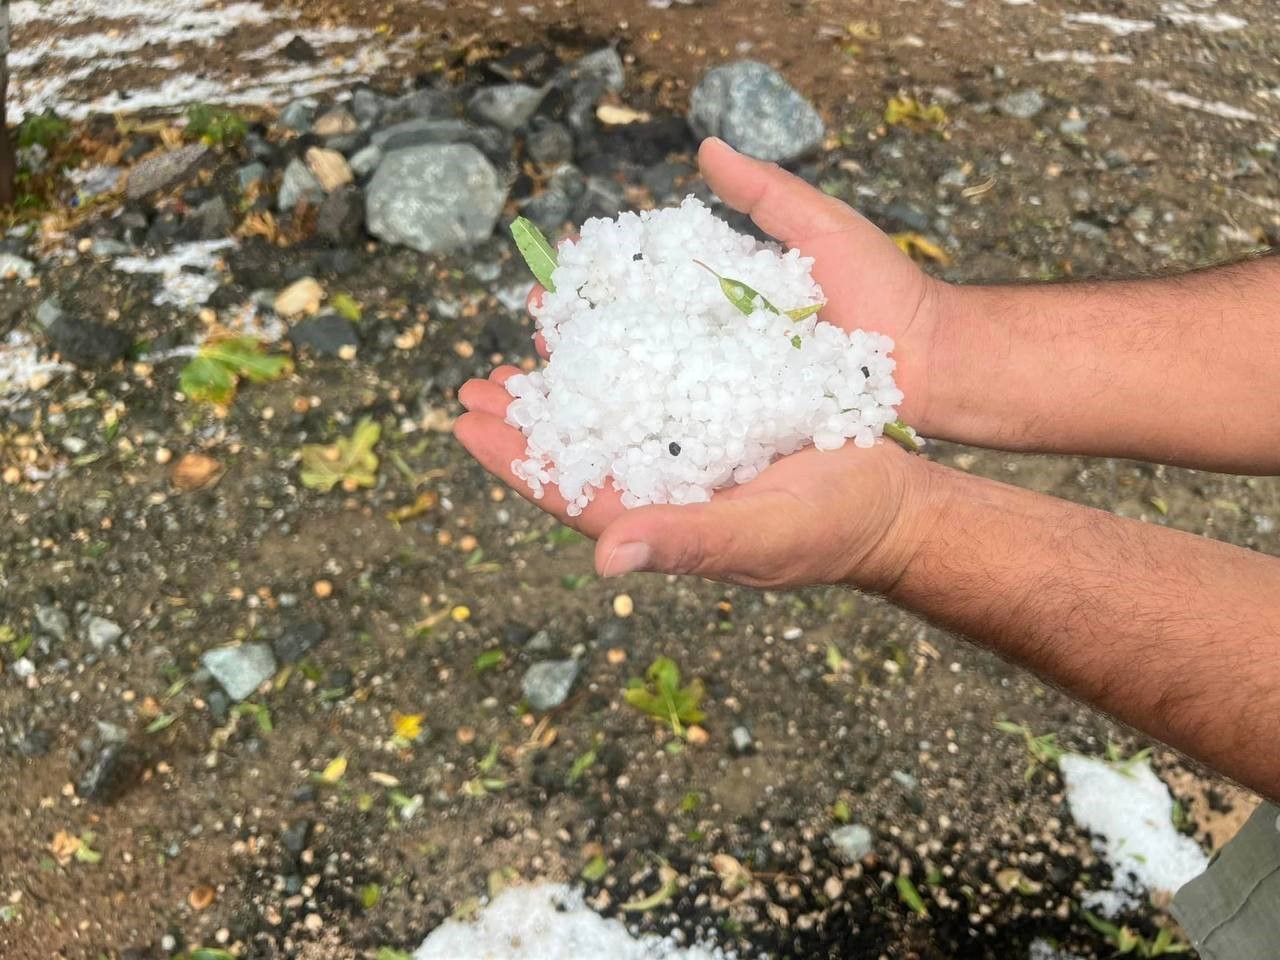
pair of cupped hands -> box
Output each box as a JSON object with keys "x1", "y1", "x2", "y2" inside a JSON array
[{"x1": 456, "y1": 137, "x2": 949, "y2": 592}]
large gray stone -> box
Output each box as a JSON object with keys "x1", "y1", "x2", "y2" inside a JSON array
[
  {"x1": 468, "y1": 84, "x2": 545, "y2": 131},
  {"x1": 521, "y1": 659, "x2": 580, "y2": 711},
  {"x1": 689, "y1": 61, "x2": 825, "y2": 164},
  {"x1": 126, "y1": 144, "x2": 210, "y2": 200},
  {"x1": 997, "y1": 88, "x2": 1046, "y2": 120},
  {"x1": 202, "y1": 643, "x2": 277, "y2": 701},
  {"x1": 365, "y1": 144, "x2": 506, "y2": 253}
]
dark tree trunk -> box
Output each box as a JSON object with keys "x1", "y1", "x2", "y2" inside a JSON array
[{"x1": 0, "y1": 0, "x2": 14, "y2": 208}]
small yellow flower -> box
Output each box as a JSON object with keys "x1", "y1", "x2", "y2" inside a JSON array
[
  {"x1": 451, "y1": 605, "x2": 471, "y2": 623},
  {"x1": 392, "y1": 711, "x2": 424, "y2": 742}
]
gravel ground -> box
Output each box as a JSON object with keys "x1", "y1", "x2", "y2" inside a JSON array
[{"x1": 1, "y1": 1, "x2": 1277, "y2": 958}]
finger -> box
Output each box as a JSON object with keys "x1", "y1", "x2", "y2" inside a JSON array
[
  {"x1": 487, "y1": 365, "x2": 522, "y2": 385},
  {"x1": 697, "y1": 137, "x2": 865, "y2": 246},
  {"x1": 453, "y1": 412, "x2": 627, "y2": 538},
  {"x1": 527, "y1": 286, "x2": 543, "y2": 313},
  {"x1": 594, "y1": 495, "x2": 794, "y2": 585},
  {"x1": 458, "y1": 378, "x2": 512, "y2": 418},
  {"x1": 534, "y1": 332, "x2": 549, "y2": 361}
]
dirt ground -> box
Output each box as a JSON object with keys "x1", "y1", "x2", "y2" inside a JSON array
[{"x1": 2, "y1": 0, "x2": 1278, "y2": 957}]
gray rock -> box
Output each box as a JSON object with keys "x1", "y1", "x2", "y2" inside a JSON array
[
  {"x1": 77, "y1": 743, "x2": 139, "y2": 803},
  {"x1": 281, "y1": 819, "x2": 312, "y2": 856},
  {"x1": 91, "y1": 238, "x2": 132, "y2": 257},
  {"x1": 35, "y1": 297, "x2": 64, "y2": 328},
  {"x1": 830, "y1": 824, "x2": 874, "y2": 863},
  {"x1": 273, "y1": 620, "x2": 325, "y2": 664},
  {"x1": 1059, "y1": 117, "x2": 1089, "y2": 137},
  {"x1": 349, "y1": 144, "x2": 383, "y2": 178},
  {"x1": 365, "y1": 144, "x2": 506, "y2": 253},
  {"x1": 350, "y1": 88, "x2": 385, "y2": 128},
  {"x1": 521, "y1": 163, "x2": 585, "y2": 231},
  {"x1": 369, "y1": 118, "x2": 508, "y2": 158},
  {"x1": 84, "y1": 616, "x2": 123, "y2": 651},
  {"x1": 554, "y1": 47, "x2": 626, "y2": 135},
  {"x1": 45, "y1": 314, "x2": 131, "y2": 369},
  {"x1": 278, "y1": 158, "x2": 324, "y2": 211},
  {"x1": 17, "y1": 727, "x2": 51, "y2": 757},
  {"x1": 9, "y1": 657, "x2": 34, "y2": 680},
  {"x1": 468, "y1": 84, "x2": 545, "y2": 131},
  {"x1": 189, "y1": 196, "x2": 234, "y2": 241},
  {"x1": 0, "y1": 253, "x2": 34, "y2": 279},
  {"x1": 1070, "y1": 219, "x2": 1109, "y2": 242},
  {"x1": 34, "y1": 604, "x2": 70, "y2": 642},
  {"x1": 730, "y1": 726, "x2": 754, "y2": 755},
  {"x1": 526, "y1": 122, "x2": 574, "y2": 167},
  {"x1": 286, "y1": 313, "x2": 359, "y2": 356},
  {"x1": 573, "y1": 175, "x2": 627, "y2": 222},
  {"x1": 126, "y1": 144, "x2": 209, "y2": 200},
  {"x1": 997, "y1": 88, "x2": 1046, "y2": 120},
  {"x1": 201, "y1": 643, "x2": 277, "y2": 701},
  {"x1": 278, "y1": 98, "x2": 318, "y2": 132},
  {"x1": 238, "y1": 162, "x2": 267, "y2": 191},
  {"x1": 390, "y1": 88, "x2": 459, "y2": 122},
  {"x1": 524, "y1": 629, "x2": 553, "y2": 654},
  {"x1": 315, "y1": 185, "x2": 366, "y2": 246},
  {"x1": 521, "y1": 659, "x2": 580, "y2": 711},
  {"x1": 282, "y1": 35, "x2": 318, "y2": 63},
  {"x1": 689, "y1": 61, "x2": 825, "y2": 163}
]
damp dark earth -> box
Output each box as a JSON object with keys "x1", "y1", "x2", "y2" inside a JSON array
[{"x1": 1, "y1": 0, "x2": 1277, "y2": 958}]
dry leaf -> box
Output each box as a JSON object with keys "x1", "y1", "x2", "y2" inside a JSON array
[
  {"x1": 274, "y1": 277, "x2": 325, "y2": 319},
  {"x1": 187, "y1": 884, "x2": 216, "y2": 910},
  {"x1": 892, "y1": 232, "x2": 953, "y2": 266},
  {"x1": 596, "y1": 103, "x2": 651, "y2": 125},
  {"x1": 50, "y1": 831, "x2": 81, "y2": 865},
  {"x1": 171, "y1": 452, "x2": 224, "y2": 492}
]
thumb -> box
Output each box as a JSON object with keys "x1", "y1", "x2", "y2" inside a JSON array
[
  {"x1": 697, "y1": 137, "x2": 879, "y2": 247},
  {"x1": 595, "y1": 498, "x2": 792, "y2": 584}
]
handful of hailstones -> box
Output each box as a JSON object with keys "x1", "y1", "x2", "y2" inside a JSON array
[{"x1": 506, "y1": 198, "x2": 918, "y2": 517}]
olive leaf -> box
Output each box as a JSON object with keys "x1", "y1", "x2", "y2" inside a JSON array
[
  {"x1": 300, "y1": 419, "x2": 381, "y2": 493},
  {"x1": 179, "y1": 336, "x2": 292, "y2": 405},
  {"x1": 510, "y1": 216, "x2": 558, "y2": 292},
  {"x1": 693, "y1": 260, "x2": 823, "y2": 320},
  {"x1": 883, "y1": 420, "x2": 922, "y2": 453}
]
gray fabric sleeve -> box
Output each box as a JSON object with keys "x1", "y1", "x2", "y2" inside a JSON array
[{"x1": 1171, "y1": 802, "x2": 1280, "y2": 960}]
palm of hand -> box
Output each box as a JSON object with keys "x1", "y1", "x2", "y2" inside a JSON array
[{"x1": 456, "y1": 139, "x2": 933, "y2": 584}]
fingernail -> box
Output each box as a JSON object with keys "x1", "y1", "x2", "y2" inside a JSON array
[
  {"x1": 603, "y1": 542, "x2": 652, "y2": 577},
  {"x1": 703, "y1": 136, "x2": 731, "y2": 152}
]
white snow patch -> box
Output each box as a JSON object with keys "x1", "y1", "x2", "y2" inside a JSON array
[
  {"x1": 1159, "y1": 2, "x2": 1247, "y2": 32},
  {"x1": 1034, "y1": 50, "x2": 1134, "y2": 65},
  {"x1": 0, "y1": 331, "x2": 67, "y2": 399},
  {"x1": 1064, "y1": 12, "x2": 1156, "y2": 35},
  {"x1": 413, "y1": 884, "x2": 727, "y2": 960},
  {"x1": 1060, "y1": 754, "x2": 1208, "y2": 915},
  {"x1": 114, "y1": 240, "x2": 236, "y2": 310},
  {"x1": 1137, "y1": 80, "x2": 1260, "y2": 121}
]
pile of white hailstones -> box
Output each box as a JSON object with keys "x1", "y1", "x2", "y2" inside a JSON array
[{"x1": 504, "y1": 198, "x2": 905, "y2": 516}]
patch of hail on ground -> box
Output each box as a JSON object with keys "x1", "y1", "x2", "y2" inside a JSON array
[
  {"x1": 1033, "y1": 51, "x2": 1134, "y2": 65},
  {"x1": 113, "y1": 240, "x2": 236, "y2": 311},
  {"x1": 1158, "y1": 2, "x2": 1247, "y2": 33},
  {"x1": 413, "y1": 883, "x2": 728, "y2": 960},
  {"x1": 0, "y1": 331, "x2": 67, "y2": 402},
  {"x1": 1059, "y1": 754, "x2": 1209, "y2": 919},
  {"x1": 1135, "y1": 80, "x2": 1260, "y2": 123},
  {"x1": 1028, "y1": 939, "x2": 1083, "y2": 960},
  {"x1": 1063, "y1": 12, "x2": 1156, "y2": 36},
  {"x1": 9, "y1": 0, "x2": 405, "y2": 120}
]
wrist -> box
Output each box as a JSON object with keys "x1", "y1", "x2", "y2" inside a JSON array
[{"x1": 845, "y1": 451, "x2": 956, "y2": 596}]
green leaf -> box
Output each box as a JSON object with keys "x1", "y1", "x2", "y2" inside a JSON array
[
  {"x1": 477, "y1": 743, "x2": 500, "y2": 774},
  {"x1": 474, "y1": 650, "x2": 505, "y2": 674},
  {"x1": 785, "y1": 303, "x2": 824, "y2": 321},
  {"x1": 884, "y1": 420, "x2": 921, "y2": 453},
  {"x1": 145, "y1": 714, "x2": 176, "y2": 734},
  {"x1": 625, "y1": 657, "x2": 705, "y2": 735},
  {"x1": 895, "y1": 874, "x2": 928, "y2": 917},
  {"x1": 832, "y1": 799, "x2": 852, "y2": 823},
  {"x1": 790, "y1": 334, "x2": 803, "y2": 349},
  {"x1": 694, "y1": 260, "x2": 780, "y2": 315},
  {"x1": 189, "y1": 950, "x2": 237, "y2": 960},
  {"x1": 581, "y1": 854, "x2": 609, "y2": 883},
  {"x1": 300, "y1": 419, "x2": 381, "y2": 492},
  {"x1": 360, "y1": 883, "x2": 382, "y2": 909},
  {"x1": 375, "y1": 950, "x2": 413, "y2": 960},
  {"x1": 510, "y1": 217, "x2": 558, "y2": 292},
  {"x1": 566, "y1": 740, "x2": 600, "y2": 786},
  {"x1": 180, "y1": 337, "x2": 292, "y2": 405},
  {"x1": 331, "y1": 293, "x2": 363, "y2": 323}
]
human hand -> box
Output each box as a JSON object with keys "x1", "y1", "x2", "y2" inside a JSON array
[{"x1": 454, "y1": 137, "x2": 945, "y2": 587}]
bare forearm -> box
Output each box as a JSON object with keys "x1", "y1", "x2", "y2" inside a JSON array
[
  {"x1": 879, "y1": 461, "x2": 1280, "y2": 800},
  {"x1": 923, "y1": 256, "x2": 1280, "y2": 474}
]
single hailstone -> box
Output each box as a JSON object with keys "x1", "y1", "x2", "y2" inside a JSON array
[{"x1": 505, "y1": 197, "x2": 914, "y2": 516}]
